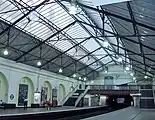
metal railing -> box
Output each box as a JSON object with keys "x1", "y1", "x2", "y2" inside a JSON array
[
  {"x1": 75, "y1": 86, "x2": 90, "y2": 107},
  {"x1": 60, "y1": 85, "x2": 79, "y2": 106},
  {"x1": 89, "y1": 85, "x2": 140, "y2": 91}
]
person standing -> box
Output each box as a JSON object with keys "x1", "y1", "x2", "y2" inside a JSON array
[
  {"x1": 47, "y1": 99, "x2": 51, "y2": 110},
  {"x1": 24, "y1": 98, "x2": 28, "y2": 110}
]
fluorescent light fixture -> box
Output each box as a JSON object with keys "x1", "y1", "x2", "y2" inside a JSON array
[
  {"x1": 59, "y1": 68, "x2": 63, "y2": 73},
  {"x1": 144, "y1": 75, "x2": 148, "y2": 79},
  {"x1": 130, "y1": 73, "x2": 134, "y2": 76},
  {"x1": 73, "y1": 74, "x2": 76, "y2": 78},
  {"x1": 125, "y1": 66, "x2": 130, "y2": 71},
  {"x1": 37, "y1": 61, "x2": 41, "y2": 66},
  {"x1": 140, "y1": 15, "x2": 144, "y2": 18},
  {"x1": 91, "y1": 81, "x2": 94, "y2": 84},
  {"x1": 79, "y1": 77, "x2": 81, "y2": 80},
  {"x1": 144, "y1": 31, "x2": 148, "y2": 34},
  {"x1": 117, "y1": 57, "x2": 122, "y2": 62},
  {"x1": 103, "y1": 41, "x2": 109, "y2": 47},
  {"x1": 141, "y1": 38, "x2": 144, "y2": 41},
  {"x1": 69, "y1": 6, "x2": 77, "y2": 14},
  {"x1": 130, "y1": 93, "x2": 141, "y2": 96},
  {"x1": 133, "y1": 77, "x2": 136, "y2": 80},
  {"x1": 4, "y1": 49, "x2": 8, "y2": 56},
  {"x1": 84, "y1": 77, "x2": 87, "y2": 81}
]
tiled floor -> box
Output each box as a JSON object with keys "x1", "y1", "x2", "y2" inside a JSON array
[{"x1": 81, "y1": 107, "x2": 155, "y2": 120}]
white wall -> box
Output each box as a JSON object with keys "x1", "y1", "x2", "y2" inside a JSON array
[
  {"x1": 0, "y1": 57, "x2": 82, "y2": 106},
  {"x1": 87, "y1": 65, "x2": 133, "y2": 85}
]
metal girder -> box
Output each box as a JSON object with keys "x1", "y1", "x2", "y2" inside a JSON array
[
  {"x1": 97, "y1": 40, "x2": 155, "y2": 74},
  {"x1": 66, "y1": 55, "x2": 109, "y2": 77},
  {"x1": 15, "y1": 21, "x2": 76, "y2": 61},
  {"x1": 82, "y1": 60, "x2": 113, "y2": 78},
  {"x1": 37, "y1": 14, "x2": 103, "y2": 69},
  {"x1": 77, "y1": 5, "x2": 117, "y2": 65},
  {"x1": 127, "y1": 2, "x2": 137, "y2": 35},
  {"x1": 79, "y1": 9, "x2": 117, "y2": 64},
  {"x1": 78, "y1": 20, "x2": 155, "y2": 56},
  {"x1": 126, "y1": 1, "x2": 146, "y2": 73},
  {"x1": 0, "y1": 0, "x2": 49, "y2": 37},
  {"x1": 77, "y1": 2, "x2": 155, "y2": 31},
  {"x1": 56, "y1": 0, "x2": 106, "y2": 68},
  {"x1": 78, "y1": 55, "x2": 108, "y2": 71},
  {"x1": 62, "y1": 47, "x2": 102, "y2": 69},
  {"x1": 40, "y1": 37, "x2": 91, "y2": 68}
]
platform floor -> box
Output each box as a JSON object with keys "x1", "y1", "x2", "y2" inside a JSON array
[
  {"x1": 0, "y1": 106, "x2": 74, "y2": 116},
  {"x1": 82, "y1": 107, "x2": 155, "y2": 120}
]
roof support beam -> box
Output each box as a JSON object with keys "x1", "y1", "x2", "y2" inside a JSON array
[
  {"x1": 0, "y1": 0, "x2": 49, "y2": 37},
  {"x1": 78, "y1": 20, "x2": 155, "y2": 55},
  {"x1": 82, "y1": 60, "x2": 113, "y2": 78},
  {"x1": 77, "y1": 2, "x2": 155, "y2": 31},
  {"x1": 78, "y1": 55, "x2": 109, "y2": 72},
  {"x1": 62, "y1": 47, "x2": 102, "y2": 69},
  {"x1": 96, "y1": 39, "x2": 155, "y2": 74},
  {"x1": 57, "y1": 0, "x2": 109, "y2": 68},
  {"x1": 15, "y1": 21, "x2": 76, "y2": 61},
  {"x1": 40, "y1": 36, "x2": 91, "y2": 68},
  {"x1": 127, "y1": 1, "x2": 146, "y2": 74},
  {"x1": 67, "y1": 55, "x2": 109, "y2": 77}
]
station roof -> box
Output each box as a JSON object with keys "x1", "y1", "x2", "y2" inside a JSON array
[{"x1": 0, "y1": 0, "x2": 154, "y2": 81}]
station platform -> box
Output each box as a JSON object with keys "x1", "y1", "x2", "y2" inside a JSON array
[
  {"x1": 82, "y1": 107, "x2": 155, "y2": 120},
  {"x1": 0, "y1": 106, "x2": 74, "y2": 115},
  {"x1": 0, "y1": 106, "x2": 109, "y2": 120}
]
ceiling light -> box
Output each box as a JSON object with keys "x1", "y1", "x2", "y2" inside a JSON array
[
  {"x1": 141, "y1": 38, "x2": 144, "y2": 41},
  {"x1": 79, "y1": 77, "x2": 81, "y2": 80},
  {"x1": 148, "y1": 67, "x2": 151, "y2": 71},
  {"x1": 103, "y1": 41, "x2": 109, "y2": 47},
  {"x1": 130, "y1": 73, "x2": 134, "y2": 76},
  {"x1": 140, "y1": 15, "x2": 144, "y2": 18},
  {"x1": 117, "y1": 57, "x2": 122, "y2": 62},
  {"x1": 69, "y1": 6, "x2": 77, "y2": 14},
  {"x1": 125, "y1": 66, "x2": 130, "y2": 71},
  {"x1": 84, "y1": 77, "x2": 87, "y2": 81},
  {"x1": 73, "y1": 74, "x2": 76, "y2": 78},
  {"x1": 133, "y1": 77, "x2": 136, "y2": 80},
  {"x1": 37, "y1": 61, "x2": 42, "y2": 66},
  {"x1": 4, "y1": 49, "x2": 8, "y2": 56},
  {"x1": 144, "y1": 75, "x2": 148, "y2": 79},
  {"x1": 105, "y1": 70, "x2": 108, "y2": 74},
  {"x1": 144, "y1": 31, "x2": 148, "y2": 34},
  {"x1": 91, "y1": 81, "x2": 94, "y2": 84},
  {"x1": 59, "y1": 68, "x2": 63, "y2": 73}
]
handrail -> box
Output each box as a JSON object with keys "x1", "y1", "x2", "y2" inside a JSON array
[
  {"x1": 60, "y1": 85, "x2": 79, "y2": 106},
  {"x1": 75, "y1": 86, "x2": 90, "y2": 107},
  {"x1": 89, "y1": 85, "x2": 140, "y2": 91}
]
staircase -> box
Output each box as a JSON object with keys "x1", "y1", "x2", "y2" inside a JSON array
[
  {"x1": 60, "y1": 85, "x2": 79, "y2": 106},
  {"x1": 63, "y1": 89, "x2": 85, "y2": 106},
  {"x1": 75, "y1": 86, "x2": 90, "y2": 107}
]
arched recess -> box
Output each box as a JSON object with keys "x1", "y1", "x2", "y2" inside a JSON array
[
  {"x1": 16, "y1": 77, "x2": 34, "y2": 106},
  {"x1": 0, "y1": 72, "x2": 8, "y2": 102},
  {"x1": 59, "y1": 84, "x2": 66, "y2": 102},
  {"x1": 41, "y1": 81, "x2": 52, "y2": 104}
]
